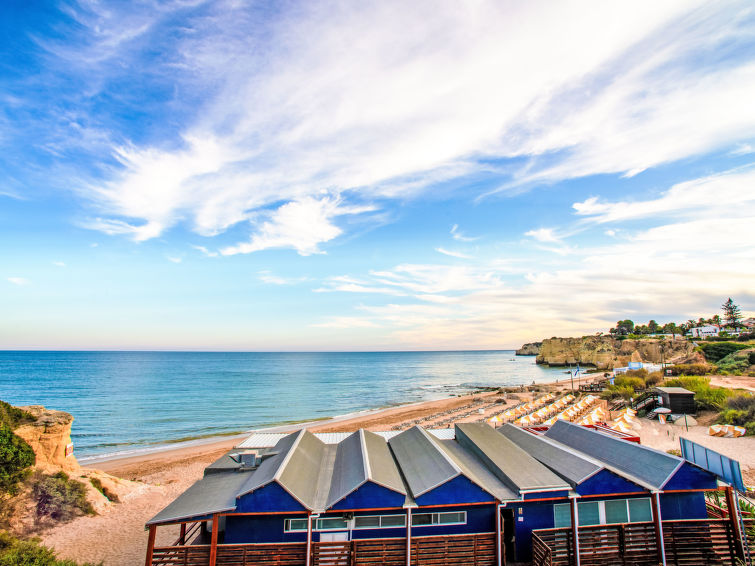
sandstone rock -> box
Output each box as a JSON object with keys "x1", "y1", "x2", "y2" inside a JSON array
[
  {"x1": 535, "y1": 336, "x2": 694, "y2": 369},
  {"x1": 14, "y1": 405, "x2": 79, "y2": 472},
  {"x1": 515, "y1": 342, "x2": 542, "y2": 356}
]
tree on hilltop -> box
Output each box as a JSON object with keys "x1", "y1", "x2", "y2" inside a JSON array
[{"x1": 721, "y1": 298, "x2": 743, "y2": 328}]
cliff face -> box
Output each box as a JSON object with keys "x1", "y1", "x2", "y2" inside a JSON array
[
  {"x1": 13, "y1": 405, "x2": 78, "y2": 472},
  {"x1": 535, "y1": 336, "x2": 695, "y2": 369},
  {"x1": 515, "y1": 342, "x2": 542, "y2": 356}
]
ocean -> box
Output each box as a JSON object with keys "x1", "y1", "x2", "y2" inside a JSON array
[{"x1": 0, "y1": 350, "x2": 565, "y2": 460}]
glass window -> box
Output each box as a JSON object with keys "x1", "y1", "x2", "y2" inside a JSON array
[
  {"x1": 628, "y1": 498, "x2": 652, "y2": 523},
  {"x1": 438, "y1": 512, "x2": 465, "y2": 524},
  {"x1": 354, "y1": 516, "x2": 380, "y2": 529},
  {"x1": 605, "y1": 500, "x2": 629, "y2": 524},
  {"x1": 284, "y1": 518, "x2": 308, "y2": 532},
  {"x1": 316, "y1": 517, "x2": 348, "y2": 530},
  {"x1": 578, "y1": 501, "x2": 600, "y2": 526},
  {"x1": 380, "y1": 515, "x2": 406, "y2": 528},
  {"x1": 553, "y1": 503, "x2": 572, "y2": 528},
  {"x1": 411, "y1": 513, "x2": 433, "y2": 526}
]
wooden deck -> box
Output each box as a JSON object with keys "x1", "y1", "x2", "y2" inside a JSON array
[
  {"x1": 150, "y1": 533, "x2": 496, "y2": 566},
  {"x1": 532, "y1": 518, "x2": 754, "y2": 566}
]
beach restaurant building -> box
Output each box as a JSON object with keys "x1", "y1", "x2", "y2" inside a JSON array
[{"x1": 145, "y1": 420, "x2": 749, "y2": 566}]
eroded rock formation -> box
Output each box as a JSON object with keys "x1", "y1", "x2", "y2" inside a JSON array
[{"x1": 515, "y1": 342, "x2": 542, "y2": 356}]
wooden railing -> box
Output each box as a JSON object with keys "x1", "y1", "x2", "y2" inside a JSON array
[
  {"x1": 151, "y1": 533, "x2": 496, "y2": 566},
  {"x1": 533, "y1": 518, "x2": 750, "y2": 566}
]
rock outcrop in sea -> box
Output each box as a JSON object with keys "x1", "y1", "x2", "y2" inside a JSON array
[
  {"x1": 520, "y1": 336, "x2": 697, "y2": 369},
  {"x1": 515, "y1": 342, "x2": 542, "y2": 356}
]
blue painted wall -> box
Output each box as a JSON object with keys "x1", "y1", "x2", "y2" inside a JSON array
[
  {"x1": 235, "y1": 481, "x2": 306, "y2": 513},
  {"x1": 508, "y1": 500, "x2": 557, "y2": 562},
  {"x1": 410, "y1": 504, "x2": 495, "y2": 537},
  {"x1": 522, "y1": 490, "x2": 569, "y2": 500},
  {"x1": 577, "y1": 469, "x2": 646, "y2": 496},
  {"x1": 330, "y1": 481, "x2": 406, "y2": 510},
  {"x1": 414, "y1": 475, "x2": 494, "y2": 506},
  {"x1": 660, "y1": 492, "x2": 708, "y2": 520},
  {"x1": 663, "y1": 462, "x2": 718, "y2": 491},
  {"x1": 351, "y1": 509, "x2": 408, "y2": 540},
  {"x1": 225, "y1": 513, "x2": 308, "y2": 544}
]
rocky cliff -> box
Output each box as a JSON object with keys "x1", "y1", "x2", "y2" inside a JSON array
[
  {"x1": 515, "y1": 342, "x2": 542, "y2": 356},
  {"x1": 13, "y1": 405, "x2": 79, "y2": 472},
  {"x1": 534, "y1": 336, "x2": 696, "y2": 369}
]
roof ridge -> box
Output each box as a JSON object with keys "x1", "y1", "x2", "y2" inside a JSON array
[
  {"x1": 415, "y1": 425, "x2": 462, "y2": 474},
  {"x1": 359, "y1": 429, "x2": 371, "y2": 482},
  {"x1": 273, "y1": 428, "x2": 308, "y2": 482}
]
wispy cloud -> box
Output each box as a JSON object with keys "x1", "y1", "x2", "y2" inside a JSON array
[
  {"x1": 524, "y1": 228, "x2": 562, "y2": 243},
  {"x1": 258, "y1": 271, "x2": 308, "y2": 286},
  {"x1": 435, "y1": 247, "x2": 473, "y2": 259},
  {"x1": 450, "y1": 224, "x2": 479, "y2": 242},
  {"x1": 166, "y1": 255, "x2": 182, "y2": 264},
  {"x1": 191, "y1": 245, "x2": 218, "y2": 258},
  {"x1": 27, "y1": 1, "x2": 751, "y2": 254},
  {"x1": 7, "y1": 277, "x2": 30, "y2": 286},
  {"x1": 52, "y1": 261, "x2": 66, "y2": 267}
]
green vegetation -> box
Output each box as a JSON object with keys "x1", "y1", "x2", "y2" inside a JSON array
[
  {"x1": 716, "y1": 349, "x2": 755, "y2": 374},
  {"x1": 32, "y1": 472, "x2": 94, "y2": 522},
  {"x1": 0, "y1": 401, "x2": 35, "y2": 495},
  {"x1": 601, "y1": 369, "x2": 663, "y2": 400},
  {"x1": 665, "y1": 363, "x2": 712, "y2": 376},
  {"x1": 698, "y1": 342, "x2": 751, "y2": 363},
  {"x1": 88, "y1": 478, "x2": 118, "y2": 503},
  {"x1": 664, "y1": 376, "x2": 731, "y2": 411},
  {"x1": 717, "y1": 394, "x2": 755, "y2": 436},
  {"x1": 721, "y1": 297, "x2": 743, "y2": 328},
  {"x1": 0, "y1": 531, "x2": 100, "y2": 566}
]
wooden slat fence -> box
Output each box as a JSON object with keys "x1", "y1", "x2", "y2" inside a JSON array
[
  {"x1": 411, "y1": 533, "x2": 496, "y2": 566},
  {"x1": 217, "y1": 542, "x2": 307, "y2": 565},
  {"x1": 531, "y1": 531, "x2": 553, "y2": 566},
  {"x1": 352, "y1": 538, "x2": 405, "y2": 565},
  {"x1": 663, "y1": 519, "x2": 738, "y2": 565},
  {"x1": 152, "y1": 545, "x2": 211, "y2": 566}
]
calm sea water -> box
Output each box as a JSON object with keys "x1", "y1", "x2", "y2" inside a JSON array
[{"x1": 0, "y1": 350, "x2": 564, "y2": 459}]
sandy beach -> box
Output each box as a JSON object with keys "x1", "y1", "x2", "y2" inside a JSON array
[{"x1": 40, "y1": 375, "x2": 755, "y2": 566}]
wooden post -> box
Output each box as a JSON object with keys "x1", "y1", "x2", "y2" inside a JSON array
[
  {"x1": 496, "y1": 504, "x2": 501, "y2": 566},
  {"x1": 144, "y1": 525, "x2": 156, "y2": 566},
  {"x1": 306, "y1": 513, "x2": 314, "y2": 566},
  {"x1": 405, "y1": 507, "x2": 412, "y2": 566},
  {"x1": 570, "y1": 496, "x2": 581, "y2": 566},
  {"x1": 179, "y1": 523, "x2": 186, "y2": 545},
  {"x1": 651, "y1": 492, "x2": 666, "y2": 566},
  {"x1": 725, "y1": 486, "x2": 745, "y2": 561},
  {"x1": 209, "y1": 514, "x2": 219, "y2": 566}
]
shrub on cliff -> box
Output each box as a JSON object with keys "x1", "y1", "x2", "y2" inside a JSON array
[
  {"x1": 32, "y1": 472, "x2": 94, "y2": 523},
  {"x1": 664, "y1": 376, "x2": 731, "y2": 411},
  {"x1": 665, "y1": 363, "x2": 711, "y2": 376},
  {"x1": 717, "y1": 394, "x2": 755, "y2": 435},
  {"x1": 698, "y1": 342, "x2": 750, "y2": 362},
  {"x1": 614, "y1": 376, "x2": 645, "y2": 390},
  {"x1": 0, "y1": 424, "x2": 35, "y2": 495},
  {"x1": 716, "y1": 350, "x2": 754, "y2": 373},
  {"x1": 0, "y1": 531, "x2": 100, "y2": 566}
]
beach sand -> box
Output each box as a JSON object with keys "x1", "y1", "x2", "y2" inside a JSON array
[{"x1": 40, "y1": 374, "x2": 755, "y2": 566}]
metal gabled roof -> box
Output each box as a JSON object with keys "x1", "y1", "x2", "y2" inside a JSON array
[
  {"x1": 147, "y1": 472, "x2": 249, "y2": 526},
  {"x1": 544, "y1": 420, "x2": 683, "y2": 490},
  {"x1": 499, "y1": 424, "x2": 603, "y2": 486},
  {"x1": 326, "y1": 430, "x2": 406, "y2": 509},
  {"x1": 436, "y1": 439, "x2": 516, "y2": 502},
  {"x1": 455, "y1": 422, "x2": 569, "y2": 494},
  {"x1": 237, "y1": 429, "x2": 303, "y2": 497},
  {"x1": 388, "y1": 426, "x2": 461, "y2": 498},
  {"x1": 237, "y1": 428, "x2": 457, "y2": 449}
]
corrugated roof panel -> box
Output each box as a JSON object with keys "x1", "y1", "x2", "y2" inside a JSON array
[
  {"x1": 455, "y1": 423, "x2": 569, "y2": 493},
  {"x1": 363, "y1": 430, "x2": 406, "y2": 496},
  {"x1": 388, "y1": 426, "x2": 460, "y2": 498},
  {"x1": 544, "y1": 420, "x2": 681, "y2": 490},
  {"x1": 499, "y1": 424, "x2": 602, "y2": 486},
  {"x1": 237, "y1": 430, "x2": 302, "y2": 496},
  {"x1": 436, "y1": 439, "x2": 516, "y2": 501},
  {"x1": 237, "y1": 429, "x2": 456, "y2": 449},
  {"x1": 278, "y1": 430, "x2": 329, "y2": 510},
  {"x1": 326, "y1": 431, "x2": 367, "y2": 509},
  {"x1": 147, "y1": 472, "x2": 249, "y2": 525}
]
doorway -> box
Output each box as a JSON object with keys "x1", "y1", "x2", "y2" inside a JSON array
[{"x1": 501, "y1": 508, "x2": 516, "y2": 563}]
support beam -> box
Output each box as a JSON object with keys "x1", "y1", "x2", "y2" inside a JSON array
[
  {"x1": 144, "y1": 525, "x2": 156, "y2": 566},
  {"x1": 209, "y1": 514, "x2": 219, "y2": 566},
  {"x1": 306, "y1": 513, "x2": 316, "y2": 566},
  {"x1": 406, "y1": 507, "x2": 412, "y2": 566},
  {"x1": 725, "y1": 486, "x2": 746, "y2": 561},
  {"x1": 651, "y1": 492, "x2": 666, "y2": 566},
  {"x1": 569, "y1": 496, "x2": 581, "y2": 566},
  {"x1": 179, "y1": 523, "x2": 186, "y2": 545},
  {"x1": 495, "y1": 503, "x2": 502, "y2": 566}
]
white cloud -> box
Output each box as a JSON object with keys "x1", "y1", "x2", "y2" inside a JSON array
[
  {"x1": 450, "y1": 224, "x2": 478, "y2": 242},
  {"x1": 67, "y1": 1, "x2": 754, "y2": 252},
  {"x1": 258, "y1": 271, "x2": 308, "y2": 286},
  {"x1": 221, "y1": 196, "x2": 374, "y2": 256},
  {"x1": 192, "y1": 245, "x2": 218, "y2": 258},
  {"x1": 7, "y1": 277, "x2": 30, "y2": 286},
  {"x1": 166, "y1": 256, "x2": 182, "y2": 264},
  {"x1": 52, "y1": 261, "x2": 66, "y2": 267},
  {"x1": 435, "y1": 247, "x2": 473, "y2": 259},
  {"x1": 311, "y1": 316, "x2": 380, "y2": 329},
  {"x1": 524, "y1": 228, "x2": 561, "y2": 243}
]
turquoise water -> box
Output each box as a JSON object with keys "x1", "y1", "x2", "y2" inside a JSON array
[{"x1": 0, "y1": 350, "x2": 564, "y2": 459}]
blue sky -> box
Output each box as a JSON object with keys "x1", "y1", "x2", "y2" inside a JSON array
[{"x1": 1, "y1": 0, "x2": 754, "y2": 350}]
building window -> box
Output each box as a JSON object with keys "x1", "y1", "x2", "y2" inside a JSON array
[
  {"x1": 316, "y1": 517, "x2": 349, "y2": 531},
  {"x1": 411, "y1": 511, "x2": 466, "y2": 526},
  {"x1": 553, "y1": 498, "x2": 653, "y2": 528},
  {"x1": 353, "y1": 514, "x2": 407, "y2": 529},
  {"x1": 284, "y1": 518, "x2": 308, "y2": 532}
]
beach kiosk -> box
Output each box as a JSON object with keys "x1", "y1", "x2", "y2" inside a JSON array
[{"x1": 655, "y1": 386, "x2": 696, "y2": 414}]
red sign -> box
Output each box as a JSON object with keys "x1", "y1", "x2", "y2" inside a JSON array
[{"x1": 65, "y1": 443, "x2": 74, "y2": 457}]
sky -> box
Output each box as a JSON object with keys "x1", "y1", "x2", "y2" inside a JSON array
[{"x1": 1, "y1": 0, "x2": 754, "y2": 351}]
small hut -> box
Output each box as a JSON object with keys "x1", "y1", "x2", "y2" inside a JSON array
[{"x1": 655, "y1": 386, "x2": 696, "y2": 414}]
